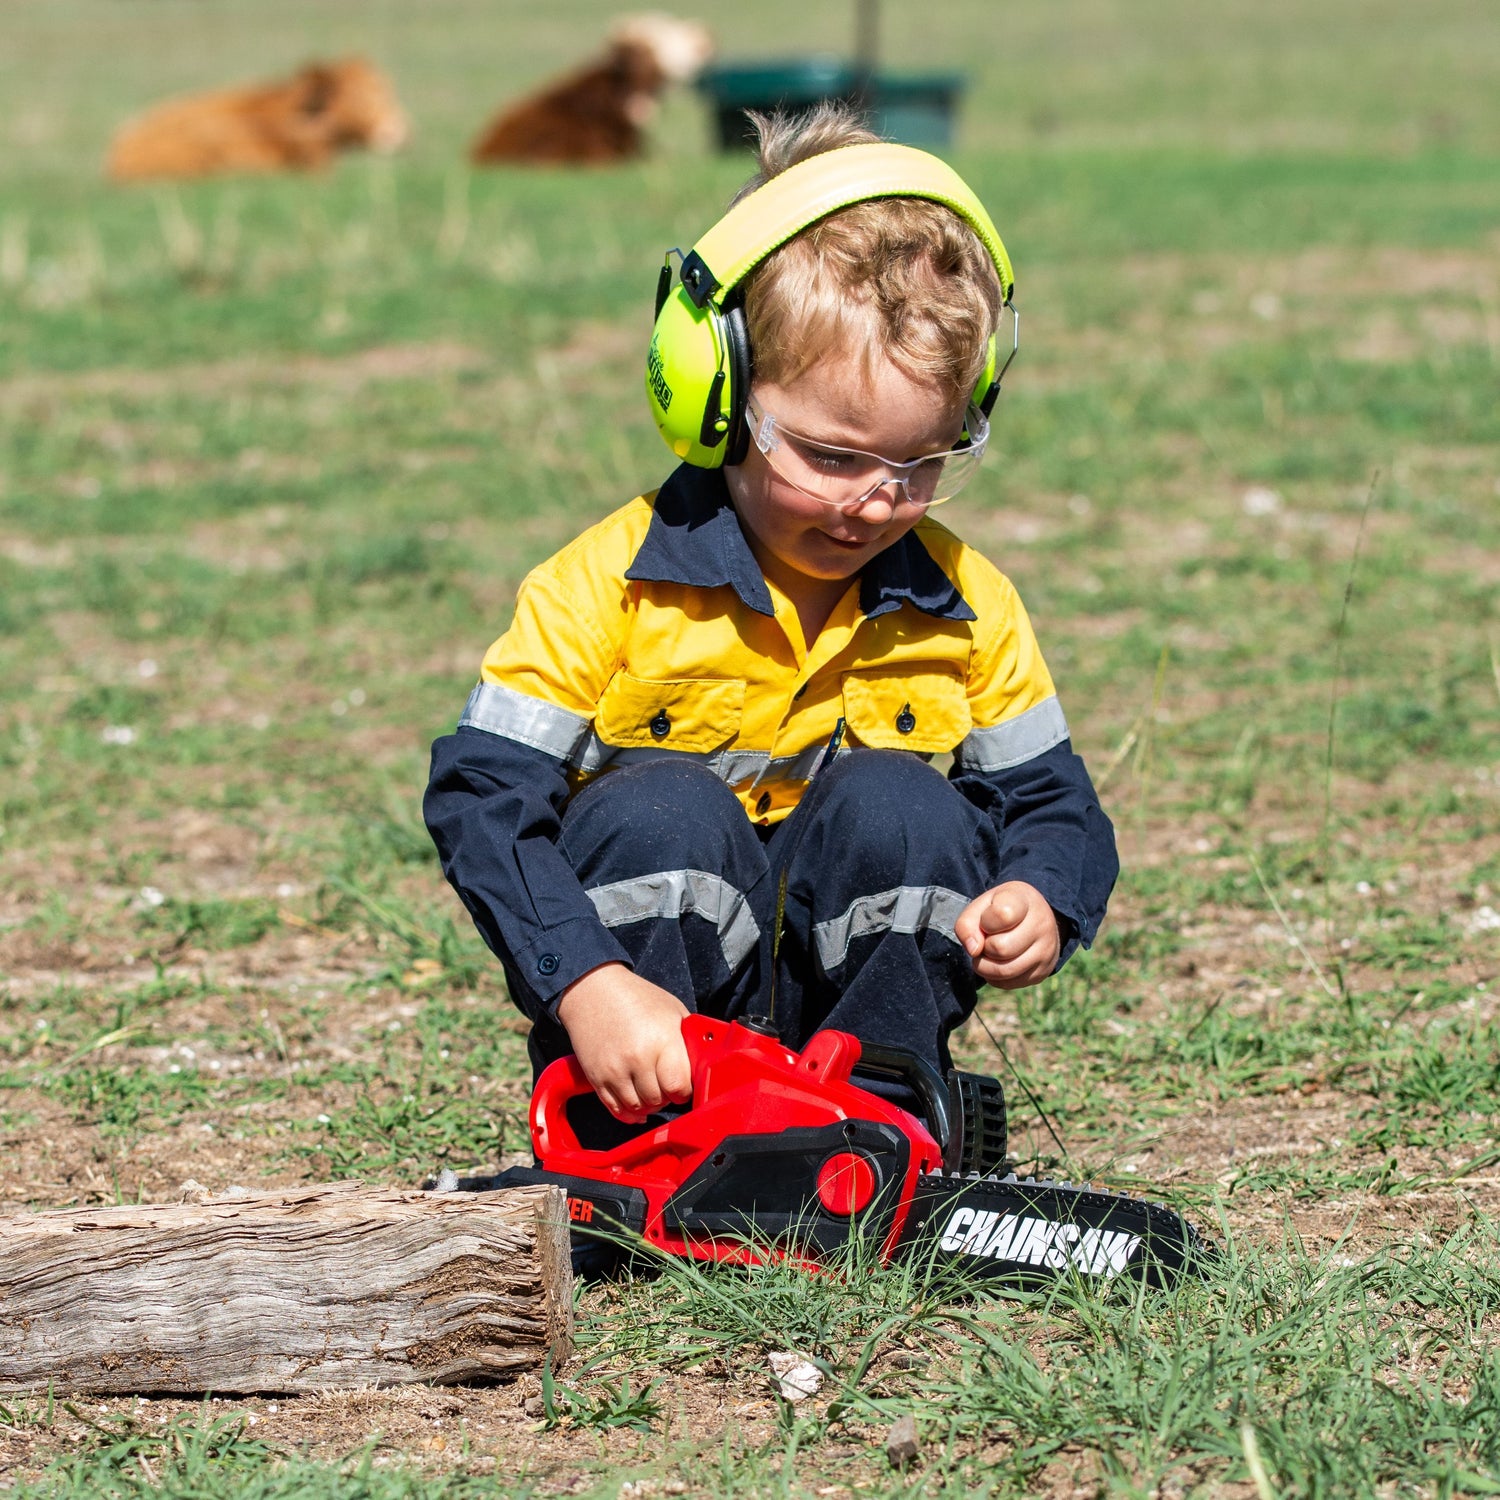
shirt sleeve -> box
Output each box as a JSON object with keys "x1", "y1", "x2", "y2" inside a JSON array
[
  {"x1": 423, "y1": 522, "x2": 640, "y2": 1019},
  {"x1": 425, "y1": 726, "x2": 631, "y2": 1017},
  {"x1": 951, "y1": 563, "x2": 1119, "y2": 966},
  {"x1": 949, "y1": 741, "x2": 1118, "y2": 966}
]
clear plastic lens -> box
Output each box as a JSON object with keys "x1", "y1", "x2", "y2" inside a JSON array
[{"x1": 747, "y1": 398, "x2": 988, "y2": 509}]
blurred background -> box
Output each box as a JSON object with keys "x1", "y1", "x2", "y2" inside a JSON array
[
  {"x1": 2, "y1": 8, "x2": 1500, "y2": 1488},
  {"x1": 0, "y1": 0, "x2": 1497, "y2": 1220},
  {"x1": 9, "y1": 0, "x2": 1499, "y2": 170}
]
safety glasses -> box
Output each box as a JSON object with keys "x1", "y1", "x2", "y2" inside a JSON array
[{"x1": 744, "y1": 395, "x2": 990, "y2": 512}]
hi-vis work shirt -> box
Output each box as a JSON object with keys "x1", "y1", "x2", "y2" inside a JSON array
[{"x1": 425, "y1": 463, "x2": 1117, "y2": 1013}]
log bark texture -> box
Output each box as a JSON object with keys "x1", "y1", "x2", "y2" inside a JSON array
[{"x1": 0, "y1": 1182, "x2": 573, "y2": 1394}]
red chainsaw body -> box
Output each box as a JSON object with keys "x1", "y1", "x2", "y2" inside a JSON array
[{"x1": 530, "y1": 1014, "x2": 944, "y2": 1263}]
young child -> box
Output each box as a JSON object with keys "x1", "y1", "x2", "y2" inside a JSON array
[{"x1": 425, "y1": 106, "x2": 1118, "y2": 1133}]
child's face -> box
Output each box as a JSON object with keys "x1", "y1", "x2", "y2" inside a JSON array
[{"x1": 724, "y1": 351, "x2": 969, "y2": 595}]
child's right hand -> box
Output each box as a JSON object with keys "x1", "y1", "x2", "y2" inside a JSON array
[{"x1": 554, "y1": 963, "x2": 693, "y2": 1123}]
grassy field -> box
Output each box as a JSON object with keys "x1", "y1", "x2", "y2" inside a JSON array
[{"x1": 2, "y1": 0, "x2": 1499, "y2": 1494}]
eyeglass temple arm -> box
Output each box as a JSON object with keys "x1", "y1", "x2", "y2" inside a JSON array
[{"x1": 982, "y1": 300, "x2": 1020, "y2": 415}]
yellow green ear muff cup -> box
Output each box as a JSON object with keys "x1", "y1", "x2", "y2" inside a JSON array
[
  {"x1": 644, "y1": 141, "x2": 1016, "y2": 471},
  {"x1": 647, "y1": 280, "x2": 752, "y2": 467}
]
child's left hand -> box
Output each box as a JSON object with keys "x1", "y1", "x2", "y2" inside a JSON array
[{"x1": 955, "y1": 881, "x2": 1060, "y2": 988}]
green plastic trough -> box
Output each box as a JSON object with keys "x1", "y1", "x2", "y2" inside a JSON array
[{"x1": 698, "y1": 60, "x2": 965, "y2": 149}]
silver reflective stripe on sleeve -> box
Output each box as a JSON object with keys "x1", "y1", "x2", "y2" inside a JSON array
[
  {"x1": 813, "y1": 885, "x2": 969, "y2": 972},
  {"x1": 953, "y1": 696, "x2": 1070, "y2": 773},
  {"x1": 459, "y1": 682, "x2": 593, "y2": 760},
  {"x1": 585, "y1": 869, "x2": 761, "y2": 974}
]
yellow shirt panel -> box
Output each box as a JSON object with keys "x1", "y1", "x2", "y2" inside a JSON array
[{"x1": 473, "y1": 496, "x2": 1059, "y2": 824}]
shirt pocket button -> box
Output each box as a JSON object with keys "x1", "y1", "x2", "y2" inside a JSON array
[
  {"x1": 895, "y1": 704, "x2": 917, "y2": 735},
  {"x1": 755, "y1": 792, "x2": 772, "y2": 815},
  {"x1": 649, "y1": 711, "x2": 671, "y2": 740}
]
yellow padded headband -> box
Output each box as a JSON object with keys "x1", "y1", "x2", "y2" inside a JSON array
[{"x1": 676, "y1": 142, "x2": 1015, "y2": 311}]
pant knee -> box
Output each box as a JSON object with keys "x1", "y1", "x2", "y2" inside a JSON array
[
  {"x1": 559, "y1": 760, "x2": 767, "y2": 1004},
  {"x1": 561, "y1": 760, "x2": 757, "y2": 882},
  {"x1": 819, "y1": 748, "x2": 952, "y2": 810},
  {"x1": 802, "y1": 751, "x2": 985, "y2": 879}
]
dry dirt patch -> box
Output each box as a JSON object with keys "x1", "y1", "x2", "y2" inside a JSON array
[{"x1": 0, "y1": 1365, "x2": 902, "y2": 1493}]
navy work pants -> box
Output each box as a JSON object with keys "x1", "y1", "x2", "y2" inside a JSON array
[{"x1": 514, "y1": 752, "x2": 1005, "y2": 1092}]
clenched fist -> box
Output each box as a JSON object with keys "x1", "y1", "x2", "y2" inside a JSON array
[
  {"x1": 954, "y1": 880, "x2": 1060, "y2": 989},
  {"x1": 555, "y1": 963, "x2": 693, "y2": 1122}
]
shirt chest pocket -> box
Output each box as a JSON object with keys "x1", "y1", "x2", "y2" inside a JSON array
[
  {"x1": 841, "y1": 667, "x2": 972, "y2": 754},
  {"x1": 595, "y1": 671, "x2": 745, "y2": 752}
]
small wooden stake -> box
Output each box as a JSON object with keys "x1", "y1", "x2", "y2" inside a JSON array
[{"x1": 0, "y1": 1182, "x2": 573, "y2": 1394}]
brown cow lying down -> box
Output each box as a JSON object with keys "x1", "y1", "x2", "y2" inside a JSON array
[
  {"x1": 471, "y1": 13, "x2": 713, "y2": 165},
  {"x1": 106, "y1": 58, "x2": 409, "y2": 181}
]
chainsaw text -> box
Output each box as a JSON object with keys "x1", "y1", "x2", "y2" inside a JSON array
[
  {"x1": 567, "y1": 1196, "x2": 595, "y2": 1224},
  {"x1": 938, "y1": 1208, "x2": 1141, "y2": 1278}
]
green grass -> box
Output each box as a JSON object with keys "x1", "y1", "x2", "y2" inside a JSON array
[
  {"x1": 1, "y1": 1409, "x2": 526, "y2": 1498},
  {"x1": 1, "y1": 0, "x2": 1498, "y2": 1494}
]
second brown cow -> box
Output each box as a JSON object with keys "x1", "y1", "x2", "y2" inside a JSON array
[{"x1": 471, "y1": 15, "x2": 714, "y2": 166}]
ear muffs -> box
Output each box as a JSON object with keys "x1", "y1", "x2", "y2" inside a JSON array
[
  {"x1": 646, "y1": 273, "x2": 753, "y2": 467},
  {"x1": 644, "y1": 141, "x2": 1017, "y2": 470}
]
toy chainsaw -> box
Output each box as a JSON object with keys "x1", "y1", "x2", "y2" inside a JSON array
[{"x1": 440, "y1": 1014, "x2": 1214, "y2": 1288}]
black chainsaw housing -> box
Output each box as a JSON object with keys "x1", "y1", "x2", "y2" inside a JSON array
[
  {"x1": 455, "y1": 1165, "x2": 648, "y2": 1238},
  {"x1": 662, "y1": 1119, "x2": 910, "y2": 1253},
  {"x1": 848, "y1": 1045, "x2": 1009, "y2": 1178}
]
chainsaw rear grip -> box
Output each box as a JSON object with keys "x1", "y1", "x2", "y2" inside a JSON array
[
  {"x1": 530, "y1": 1014, "x2": 724, "y2": 1158},
  {"x1": 529, "y1": 1051, "x2": 597, "y2": 1159},
  {"x1": 532, "y1": 1014, "x2": 953, "y2": 1162},
  {"x1": 533, "y1": 1013, "x2": 870, "y2": 1159}
]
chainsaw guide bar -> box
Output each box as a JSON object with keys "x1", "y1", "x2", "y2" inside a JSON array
[{"x1": 895, "y1": 1170, "x2": 1211, "y2": 1288}]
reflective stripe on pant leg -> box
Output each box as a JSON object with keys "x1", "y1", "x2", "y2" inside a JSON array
[
  {"x1": 586, "y1": 868, "x2": 761, "y2": 974},
  {"x1": 761, "y1": 753, "x2": 996, "y2": 1058},
  {"x1": 812, "y1": 884, "x2": 970, "y2": 973}
]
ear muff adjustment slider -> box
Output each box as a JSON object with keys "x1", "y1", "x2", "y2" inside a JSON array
[{"x1": 678, "y1": 251, "x2": 721, "y2": 309}]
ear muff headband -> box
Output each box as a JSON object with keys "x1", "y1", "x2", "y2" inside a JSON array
[
  {"x1": 646, "y1": 142, "x2": 1016, "y2": 469},
  {"x1": 689, "y1": 142, "x2": 1014, "y2": 307}
]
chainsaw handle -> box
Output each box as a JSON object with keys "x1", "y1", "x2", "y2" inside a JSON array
[
  {"x1": 530, "y1": 1052, "x2": 598, "y2": 1159},
  {"x1": 531, "y1": 1012, "x2": 724, "y2": 1160},
  {"x1": 532, "y1": 1018, "x2": 950, "y2": 1168},
  {"x1": 851, "y1": 1042, "x2": 953, "y2": 1158}
]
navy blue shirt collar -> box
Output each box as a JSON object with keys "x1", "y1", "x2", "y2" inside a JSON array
[{"x1": 625, "y1": 464, "x2": 976, "y2": 624}]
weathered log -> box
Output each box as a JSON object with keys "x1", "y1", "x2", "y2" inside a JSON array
[{"x1": 0, "y1": 1181, "x2": 573, "y2": 1394}]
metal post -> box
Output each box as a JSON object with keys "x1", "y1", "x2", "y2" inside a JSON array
[
  {"x1": 855, "y1": 0, "x2": 880, "y2": 74},
  {"x1": 853, "y1": 0, "x2": 880, "y2": 122}
]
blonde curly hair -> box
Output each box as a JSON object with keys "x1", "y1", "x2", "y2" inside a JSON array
[{"x1": 734, "y1": 104, "x2": 1003, "y2": 409}]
